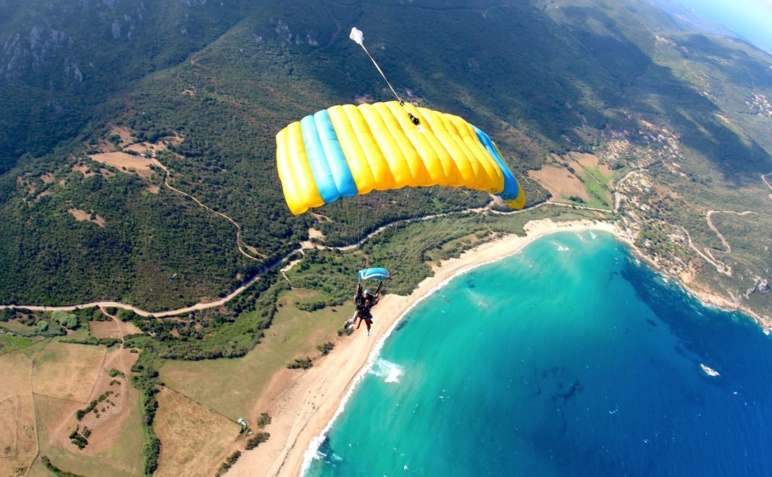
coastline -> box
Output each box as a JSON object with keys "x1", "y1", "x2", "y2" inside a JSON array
[
  {"x1": 227, "y1": 218, "x2": 619, "y2": 477},
  {"x1": 228, "y1": 216, "x2": 769, "y2": 476}
]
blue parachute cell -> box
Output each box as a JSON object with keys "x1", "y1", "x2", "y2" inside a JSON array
[{"x1": 357, "y1": 268, "x2": 390, "y2": 282}]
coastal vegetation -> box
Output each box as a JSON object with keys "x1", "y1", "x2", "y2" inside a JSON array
[{"x1": 245, "y1": 432, "x2": 271, "y2": 450}]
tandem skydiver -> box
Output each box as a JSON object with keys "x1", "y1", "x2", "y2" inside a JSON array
[{"x1": 344, "y1": 281, "x2": 383, "y2": 336}]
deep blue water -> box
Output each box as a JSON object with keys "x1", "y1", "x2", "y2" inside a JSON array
[{"x1": 305, "y1": 231, "x2": 772, "y2": 476}]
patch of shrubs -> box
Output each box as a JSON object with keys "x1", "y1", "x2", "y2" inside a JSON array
[
  {"x1": 317, "y1": 342, "x2": 334, "y2": 356},
  {"x1": 216, "y1": 450, "x2": 242, "y2": 476},
  {"x1": 287, "y1": 357, "x2": 312, "y2": 369},
  {"x1": 245, "y1": 432, "x2": 270, "y2": 450}
]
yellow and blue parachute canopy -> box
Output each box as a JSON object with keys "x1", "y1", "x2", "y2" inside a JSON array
[{"x1": 276, "y1": 101, "x2": 525, "y2": 215}]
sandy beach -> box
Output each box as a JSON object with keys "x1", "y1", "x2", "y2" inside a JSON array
[{"x1": 227, "y1": 218, "x2": 619, "y2": 477}]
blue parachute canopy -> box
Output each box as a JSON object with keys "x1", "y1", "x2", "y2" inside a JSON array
[{"x1": 358, "y1": 267, "x2": 390, "y2": 282}]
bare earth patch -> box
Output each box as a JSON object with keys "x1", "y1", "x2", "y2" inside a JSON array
[
  {"x1": 154, "y1": 388, "x2": 240, "y2": 477},
  {"x1": 111, "y1": 125, "x2": 134, "y2": 146},
  {"x1": 35, "y1": 189, "x2": 54, "y2": 202},
  {"x1": 529, "y1": 165, "x2": 590, "y2": 202},
  {"x1": 88, "y1": 319, "x2": 142, "y2": 340},
  {"x1": 32, "y1": 342, "x2": 105, "y2": 403},
  {"x1": 72, "y1": 163, "x2": 96, "y2": 178},
  {"x1": 67, "y1": 208, "x2": 106, "y2": 228},
  {"x1": 89, "y1": 152, "x2": 161, "y2": 179}
]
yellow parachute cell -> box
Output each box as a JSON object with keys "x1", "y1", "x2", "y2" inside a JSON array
[{"x1": 276, "y1": 101, "x2": 525, "y2": 214}]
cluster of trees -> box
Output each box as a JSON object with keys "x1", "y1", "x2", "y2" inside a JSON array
[
  {"x1": 61, "y1": 336, "x2": 121, "y2": 347},
  {"x1": 287, "y1": 357, "x2": 313, "y2": 370},
  {"x1": 129, "y1": 344, "x2": 162, "y2": 475},
  {"x1": 257, "y1": 413, "x2": 272, "y2": 429},
  {"x1": 69, "y1": 426, "x2": 90, "y2": 450},
  {"x1": 41, "y1": 456, "x2": 84, "y2": 477},
  {"x1": 75, "y1": 391, "x2": 115, "y2": 421},
  {"x1": 245, "y1": 432, "x2": 270, "y2": 450},
  {"x1": 0, "y1": 309, "x2": 67, "y2": 337},
  {"x1": 317, "y1": 342, "x2": 334, "y2": 356},
  {"x1": 216, "y1": 451, "x2": 241, "y2": 477}
]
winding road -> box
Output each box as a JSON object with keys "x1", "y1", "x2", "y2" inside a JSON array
[{"x1": 5, "y1": 165, "x2": 765, "y2": 320}]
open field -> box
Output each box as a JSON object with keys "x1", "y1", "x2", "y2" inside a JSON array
[
  {"x1": 0, "y1": 344, "x2": 40, "y2": 477},
  {"x1": 529, "y1": 152, "x2": 614, "y2": 208},
  {"x1": 0, "y1": 340, "x2": 143, "y2": 477},
  {"x1": 0, "y1": 334, "x2": 42, "y2": 355},
  {"x1": 88, "y1": 152, "x2": 161, "y2": 179},
  {"x1": 89, "y1": 318, "x2": 143, "y2": 340},
  {"x1": 67, "y1": 208, "x2": 106, "y2": 227},
  {"x1": 154, "y1": 387, "x2": 240, "y2": 477},
  {"x1": 32, "y1": 341, "x2": 105, "y2": 402},
  {"x1": 160, "y1": 288, "x2": 345, "y2": 423},
  {"x1": 0, "y1": 396, "x2": 19, "y2": 457},
  {"x1": 1, "y1": 320, "x2": 38, "y2": 336},
  {"x1": 530, "y1": 164, "x2": 589, "y2": 201},
  {"x1": 27, "y1": 345, "x2": 144, "y2": 477}
]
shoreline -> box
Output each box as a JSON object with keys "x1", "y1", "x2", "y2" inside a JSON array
[
  {"x1": 227, "y1": 218, "x2": 620, "y2": 477},
  {"x1": 228, "y1": 217, "x2": 770, "y2": 477}
]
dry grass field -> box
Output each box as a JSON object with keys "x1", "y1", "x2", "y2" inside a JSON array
[
  {"x1": 89, "y1": 318, "x2": 142, "y2": 340},
  {"x1": 529, "y1": 152, "x2": 614, "y2": 208},
  {"x1": 0, "y1": 339, "x2": 144, "y2": 477},
  {"x1": 32, "y1": 341, "x2": 105, "y2": 402},
  {"x1": 529, "y1": 163, "x2": 590, "y2": 201},
  {"x1": 28, "y1": 346, "x2": 144, "y2": 477},
  {"x1": 154, "y1": 387, "x2": 240, "y2": 477},
  {"x1": 0, "y1": 345, "x2": 39, "y2": 477},
  {"x1": 160, "y1": 288, "x2": 345, "y2": 423},
  {"x1": 88, "y1": 152, "x2": 161, "y2": 179}
]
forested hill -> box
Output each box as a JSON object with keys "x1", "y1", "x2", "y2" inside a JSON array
[{"x1": 1, "y1": 0, "x2": 770, "y2": 314}]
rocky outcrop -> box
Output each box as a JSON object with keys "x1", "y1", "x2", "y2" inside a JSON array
[
  {"x1": 1, "y1": 26, "x2": 81, "y2": 85},
  {"x1": 745, "y1": 276, "x2": 770, "y2": 299}
]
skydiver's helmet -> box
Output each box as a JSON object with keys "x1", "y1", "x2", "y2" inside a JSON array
[{"x1": 363, "y1": 290, "x2": 371, "y2": 298}]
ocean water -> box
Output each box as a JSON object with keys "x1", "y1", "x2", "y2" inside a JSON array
[{"x1": 305, "y1": 231, "x2": 772, "y2": 477}]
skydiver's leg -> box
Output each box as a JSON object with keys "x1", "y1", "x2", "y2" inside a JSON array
[
  {"x1": 365, "y1": 318, "x2": 372, "y2": 336},
  {"x1": 344, "y1": 311, "x2": 357, "y2": 329}
]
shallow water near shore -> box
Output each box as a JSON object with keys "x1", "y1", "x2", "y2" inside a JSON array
[{"x1": 305, "y1": 231, "x2": 772, "y2": 476}]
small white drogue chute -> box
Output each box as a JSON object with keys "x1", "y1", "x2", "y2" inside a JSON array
[{"x1": 349, "y1": 27, "x2": 364, "y2": 46}]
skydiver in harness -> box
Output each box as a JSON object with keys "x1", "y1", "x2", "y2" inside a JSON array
[{"x1": 345, "y1": 281, "x2": 383, "y2": 336}]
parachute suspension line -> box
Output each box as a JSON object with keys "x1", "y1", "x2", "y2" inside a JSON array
[
  {"x1": 357, "y1": 39, "x2": 404, "y2": 104},
  {"x1": 384, "y1": 187, "x2": 482, "y2": 277},
  {"x1": 350, "y1": 27, "x2": 420, "y2": 126}
]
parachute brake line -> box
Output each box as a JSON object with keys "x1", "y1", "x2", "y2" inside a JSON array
[{"x1": 350, "y1": 27, "x2": 420, "y2": 126}]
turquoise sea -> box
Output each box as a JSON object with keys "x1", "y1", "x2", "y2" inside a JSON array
[{"x1": 305, "y1": 231, "x2": 772, "y2": 476}]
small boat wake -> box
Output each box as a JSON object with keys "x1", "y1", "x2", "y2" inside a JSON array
[{"x1": 700, "y1": 363, "x2": 720, "y2": 377}]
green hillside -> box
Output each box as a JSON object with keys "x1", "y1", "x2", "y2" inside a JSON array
[{"x1": 1, "y1": 0, "x2": 770, "y2": 317}]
